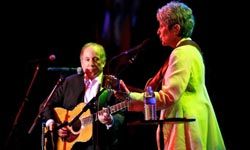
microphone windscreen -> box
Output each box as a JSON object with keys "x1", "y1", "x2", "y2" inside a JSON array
[
  {"x1": 77, "y1": 67, "x2": 83, "y2": 74},
  {"x1": 48, "y1": 54, "x2": 56, "y2": 62}
]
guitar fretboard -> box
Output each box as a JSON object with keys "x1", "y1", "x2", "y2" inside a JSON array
[
  {"x1": 80, "y1": 100, "x2": 129, "y2": 126},
  {"x1": 110, "y1": 100, "x2": 128, "y2": 113}
]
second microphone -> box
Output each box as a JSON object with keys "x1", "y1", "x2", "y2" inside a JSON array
[{"x1": 47, "y1": 67, "x2": 83, "y2": 74}]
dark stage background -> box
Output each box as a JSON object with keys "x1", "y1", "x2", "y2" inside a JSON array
[{"x1": 1, "y1": 0, "x2": 247, "y2": 149}]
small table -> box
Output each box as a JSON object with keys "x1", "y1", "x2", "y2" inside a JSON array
[{"x1": 129, "y1": 118, "x2": 196, "y2": 150}]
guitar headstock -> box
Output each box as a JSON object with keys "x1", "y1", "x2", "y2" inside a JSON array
[
  {"x1": 103, "y1": 75, "x2": 131, "y2": 102},
  {"x1": 103, "y1": 75, "x2": 120, "y2": 90}
]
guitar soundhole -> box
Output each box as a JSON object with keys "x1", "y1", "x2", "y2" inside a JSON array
[{"x1": 71, "y1": 119, "x2": 81, "y2": 132}]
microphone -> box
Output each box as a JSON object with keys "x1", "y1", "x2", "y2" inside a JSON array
[
  {"x1": 48, "y1": 54, "x2": 56, "y2": 61},
  {"x1": 47, "y1": 67, "x2": 83, "y2": 74},
  {"x1": 120, "y1": 38, "x2": 150, "y2": 55},
  {"x1": 29, "y1": 54, "x2": 56, "y2": 63}
]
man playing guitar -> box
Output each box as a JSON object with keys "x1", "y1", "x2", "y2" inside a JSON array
[{"x1": 42, "y1": 42, "x2": 126, "y2": 150}]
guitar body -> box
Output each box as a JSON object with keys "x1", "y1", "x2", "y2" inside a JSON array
[
  {"x1": 54, "y1": 102, "x2": 92, "y2": 150},
  {"x1": 49, "y1": 88, "x2": 130, "y2": 150}
]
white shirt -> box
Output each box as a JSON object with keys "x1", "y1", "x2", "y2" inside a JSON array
[
  {"x1": 84, "y1": 73, "x2": 113, "y2": 129},
  {"x1": 84, "y1": 73, "x2": 102, "y2": 103}
]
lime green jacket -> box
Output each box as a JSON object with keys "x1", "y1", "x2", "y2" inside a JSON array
[{"x1": 130, "y1": 38, "x2": 226, "y2": 150}]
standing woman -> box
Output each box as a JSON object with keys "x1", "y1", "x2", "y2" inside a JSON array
[{"x1": 120, "y1": 1, "x2": 226, "y2": 150}]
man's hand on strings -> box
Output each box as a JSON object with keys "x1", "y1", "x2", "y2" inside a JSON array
[{"x1": 98, "y1": 108, "x2": 113, "y2": 125}]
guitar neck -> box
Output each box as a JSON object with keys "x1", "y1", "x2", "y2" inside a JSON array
[
  {"x1": 108, "y1": 100, "x2": 129, "y2": 114},
  {"x1": 80, "y1": 100, "x2": 129, "y2": 125}
]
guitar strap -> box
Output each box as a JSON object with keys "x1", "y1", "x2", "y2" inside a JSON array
[
  {"x1": 145, "y1": 40, "x2": 201, "y2": 91},
  {"x1": 98, "y1": 89, "x2": 114, "y2": 109}
]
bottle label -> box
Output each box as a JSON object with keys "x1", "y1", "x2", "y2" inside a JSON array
[
  {"x1": 144, "y1": 104, "x2": 157, "y2": 120},
  {"x1": 144, "y1": 86, "x2": 157, "y2": 120}
]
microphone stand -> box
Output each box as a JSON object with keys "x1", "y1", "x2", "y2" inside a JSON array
[
  {"x1": 28, "y1": 76, "x2": 64, "y2": 134},
  {"x1": 117, "y1": 53, "x2": 139, "y2": 77},
  {"x1": 107, "y1": 48, "x2": 140, "y2": 77},
  {"x1": 6, "y1": 63, "x2": 40, "y2": 147},
  {"x1": 107, "y1": 38, "x2": 150, "y2": 75},
  {"x1": 68, "y1": 88, "x2": 105, "y2": 127},
  {"x1": 106, "y1": 53, "x2": 124, "y2": 75},
  {"x1": 47, "y1": 88, "x2": 105, "y2": 147}
]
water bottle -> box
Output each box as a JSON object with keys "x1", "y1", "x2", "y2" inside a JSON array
[{"x1": 144, "y1": 86, "x2": 157, "y2": 120}]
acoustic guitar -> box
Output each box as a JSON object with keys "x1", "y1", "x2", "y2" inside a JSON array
[
  {"x1": 53, "y1": 95, "x2": 129, "y2": 150},
  {"x1": 44, "y1": 75, "x2": 130, "y2": 150}
]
